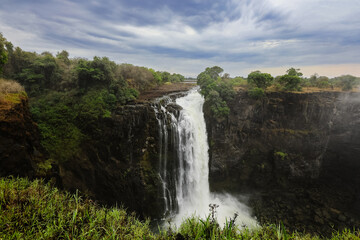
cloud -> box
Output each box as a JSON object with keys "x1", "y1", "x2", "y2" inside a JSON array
[{"x1": 0, "y1": 0, "x2": 359, "y2": 77}]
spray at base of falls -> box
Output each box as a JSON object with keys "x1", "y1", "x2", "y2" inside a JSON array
[{"x1": 153, "y1": 88, "x2": 257, "y2": 228}]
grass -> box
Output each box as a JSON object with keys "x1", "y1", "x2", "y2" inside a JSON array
[
  {"x1": 0, "y1": 78, "x2": 26, "y2": 105},
  {"x1": 0, "y1": 177, "x2": 156, "y2": 239},
  {"x1": 0, "y1": 177, "x2": 359, "y2": 239}
]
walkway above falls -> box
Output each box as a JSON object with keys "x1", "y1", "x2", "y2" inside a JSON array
[{"x1": 137, "y1": 82, "x2": 196, "y2": 103}]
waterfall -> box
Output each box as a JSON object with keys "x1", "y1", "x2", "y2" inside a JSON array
[{"x1": 153, "y1": 88, "x2": 257, "y2": 228}]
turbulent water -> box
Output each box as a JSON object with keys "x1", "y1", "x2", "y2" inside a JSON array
[{"x1": 154, "y1": 88, "x2": 257, "y2": 228}]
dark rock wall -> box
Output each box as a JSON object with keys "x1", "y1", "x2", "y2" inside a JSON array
[
  {"x1": 0, "y1": 96, "x2": 39, "y2": 178},
  {"x1": 59, "y1": 103, "x2": 165, "y2": 219},
  {"x1": 0, "y1": 92, "x2": 180, "y2": 220},
  {"x1": 205, "y1": 91, "x2": 360, "y2": 234}
]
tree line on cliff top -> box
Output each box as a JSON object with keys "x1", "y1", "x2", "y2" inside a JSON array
[
  {"x1": 1, "y1": 32, "x2": 359, "y2": 161},
  {"x1": 197, "y1": 66, "x2": 360, "y2": 119},
  {"x1": 0, "y1": 33, "x2": 185, "y2": 163}
]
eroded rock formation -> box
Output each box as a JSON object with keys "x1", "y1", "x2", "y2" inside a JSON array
[
  {"x1": 205, "y1": 90, "x2": 360, "y2": 234},
  {"x1": 0, "y1": 94, "x2": 39, "y2": 178}
]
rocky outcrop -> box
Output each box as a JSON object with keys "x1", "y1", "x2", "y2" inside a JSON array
[
  {"x1": 0, "y1": 93, "x2": 39, "y2": 178},
  {"x1": 58, "y1": 103, "x2": 161, "y2": 219},
  {"x1": 58, "y1": 94, "x2": 183, "y2": 220},
  {"x1": 205, "y1": 90, "x2": 360, "y2": 234}
]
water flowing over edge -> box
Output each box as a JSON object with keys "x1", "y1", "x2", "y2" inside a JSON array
[{"x1": 153, "y1": 87, "x2": 257, "y2": 229}]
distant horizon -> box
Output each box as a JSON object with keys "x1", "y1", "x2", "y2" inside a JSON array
[{"x1": 1, "y1": 0, "x2": 359, "y2": 78}]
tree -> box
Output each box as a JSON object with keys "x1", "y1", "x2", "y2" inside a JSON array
[
  {"x1": 247, "y1": 71, "x2": 274, "y2": 89},
  {"x1": 286, "y1": 68, "x2": 303, "y2": 77},
  {"x1": 278, "y1": 68, "x2": 303, "y2": 91},
  {"x1": 0, "y1": 33, "x2": 8, "y2": 74},
  {"x1": 339, "y1": 75, "x2": 357, "y2": 91},
  {"x1": 149, "y1": 69, "x2": 162, "y2": 84},
  {"x1": 315, "y1": 76, "x2": 330, "y2": 88},
  {"x1": 160, "y1": 71, "x2": 171, "y2": 82},
  {"x1": 197, "y1": 66, "x2": 235, "y2": 118},
  {"x1": 56, "y1": 50, "x2": 70, "y2": 65}
]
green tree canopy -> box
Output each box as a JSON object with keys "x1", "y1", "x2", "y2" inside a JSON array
[
  {"x1": 286, "y1": 68, "x2": 303, "y2": 77},
  {"x1": 247, "y1": 71, "x2": 274, "y2": 89},
  {"x1": 197, "y1": 66, "x2": 235, "y2": 119},
  {"x1": 0, "y1": 33, "x2": 8, "y2": 74},
  {"x1": 278, "y1": 68, "x2": 303, "y2": 91}
]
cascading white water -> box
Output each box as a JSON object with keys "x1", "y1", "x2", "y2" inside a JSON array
[
  {"x1": 153, "y1": 88, "x2": 257, "y2": 228},
  {"x1": 174, "y1": 89, "x2": 211, "y2": 221},
  {"x1": 173, "y1": 88, "x2": 257, "y2": 228}
]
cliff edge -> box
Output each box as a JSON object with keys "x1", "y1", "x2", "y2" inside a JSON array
[{"x1": 205, "y1": 90, "x2": 360, "y2": 234}]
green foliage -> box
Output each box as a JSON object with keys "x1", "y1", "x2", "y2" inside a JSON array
[
  {"x1": 75, "y1": 89, "x2": 116, "y2": 129},
  {"x1": 248, "y1": 87, "x2": 265, "y2": 99},
  {"x1": 169, "y1": 73, "x2": 185, "y2": 83},
  {"x1": 231, "y1": 76, "x2": 247, "y2": 86},
  {"x1": 287, "y1": 67, "x2": 303, "y2": 77},
  {"x1": 0, "y1": 33, "x2": 186, "y2": 163},
  {"x1": 1, "y1": 92, "x2": 27, "y2": 104},
  {"x1": 247, "y1": 71, "x2": 274, "y2": 89},
  {"x1": 315, "y1": 76, "x2": 330, "y2": 88},
  {"x1": 119, "y1": 63, "x2": 157, "y2": 92},
  {"x1": 76, "y1": 56, "x2": 116, "y2": 89},
  {"x1": 0, "y1": 33, "x2": 8, "y2": 74},
  {"x1": 333, "y1": 75, "x2": 359, "y2": 91},
  {"x1": 1, "y1": 33, "x2": 178, "y2": 97},
  {"x1": 0, "y1": 177, "x2": 155, "y2": 239},
  {"x1": 197, "y1": 66, "x2": 235, "y2": 119},
  {"x1": 1, "y1": 177, "x2": 360, "y2": 239},
  {"x1": 207, "y1": 90, "x2": 230, "y2": 118},
  {"x1": 149, "y1": 68, "x2": 163, "y2": 84},
  {"x1": 301, "y1": 74, "x2": 360, "y2": 91},
  {"x1": 278, "y1": 68, "x2": 303, "y2": 91},
  {"x1": 31, "y1": 92, "x2": 83, "y2": 162},
  {"x1": 274, "y1": 151, "x2": 288, "y2": 161}
]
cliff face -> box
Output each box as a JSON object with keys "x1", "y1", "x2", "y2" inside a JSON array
[
  {"x1": 58, "y1": 94, "x2": 183, "y2": 220},
  {"x1": 0, "y1": 93, "x2": 40, "y2": 178},
  {"x1": 58, "y1": 103, "x2": 163, "y2": 218},
  {"x1": 205, "y1": 91, "x2": 360, "y2": 234},
  {"x1": 0, "y1": 89, "x2": 184, "y2": 220}
]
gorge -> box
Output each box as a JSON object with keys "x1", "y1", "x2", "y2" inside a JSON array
[
  {"x1": 1, "y1": 86, "x2": 360, "y2": 235},
  {"x1": 153, "y1": 88, "x2": 256, "y2": 227}
]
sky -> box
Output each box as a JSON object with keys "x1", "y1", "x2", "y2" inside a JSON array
[{"x1": 1, "y1": 0, "x2": 360, "y2": 77}]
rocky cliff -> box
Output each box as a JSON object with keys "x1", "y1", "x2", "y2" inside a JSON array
[
  {"x1": 0, "y1": 90, "x2": 184, "y2": 220},
  {"x1": 58, "y1": 93, "x2": 184, "y2": 220},
  {"x1": 58, "y1": 103, "x2": 161, "y2": 219},
  {"x1": 205, "y1": 90, "x2": 360, "y2": 234},
  {"x1": 0, "y1": 93, "x2": 40, "y2": 178}
]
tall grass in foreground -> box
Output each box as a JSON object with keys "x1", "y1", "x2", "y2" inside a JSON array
[
  {"x1": 0, "y1": 177, "x2": 359, "y2": 239},
  {"x1": 0, "y1": 177, "x2": 155, "y2": 239}
]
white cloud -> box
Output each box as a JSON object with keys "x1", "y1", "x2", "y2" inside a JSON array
[{"x1": 0, "y1": 0, "x2": 359, "y2": 77}]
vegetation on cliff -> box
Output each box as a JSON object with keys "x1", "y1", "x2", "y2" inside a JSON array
[
  {"x1": 0, "y1": 33, "x2": 185, "y2": 164},
  {"x1": 1, "y1": 177, "x2": 359, "y2": 239},
  {"x1": 0, "y1": 78, "x2": 26, "y2": 103},
  {"x1": 196, "y1": 66, "x2": 237, "y2": 118},
  {"x1": 198, "y1": 65, "x2": 360, "y2": 118}
]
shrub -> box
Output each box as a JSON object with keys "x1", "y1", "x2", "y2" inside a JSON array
[
  {"x1": 0, "y1": 78, "x2": 24, "y2": 94},
  {"x1": 249, "y1": 87, "x2": 265, "y2": 99},
  {"x1": 279, "y1": 75, "x2": 302, "y2": 91},
  {"x1": 247, "y1": 71, "x2": 274, "y2": 89}
]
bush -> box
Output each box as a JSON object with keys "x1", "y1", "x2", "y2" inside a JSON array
[
  {"x1": 248, "y1": 87, "x2": 265, "y2": 99},
  {"x1": 247, "y1": 71, "x2": 274, "y2": 89},
  {"x1": 197, "y1": 66, "x2": 235, "y2": 118},
  {"x1": 0, "y1": 78, "x2": 24, "y2": 94}
]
